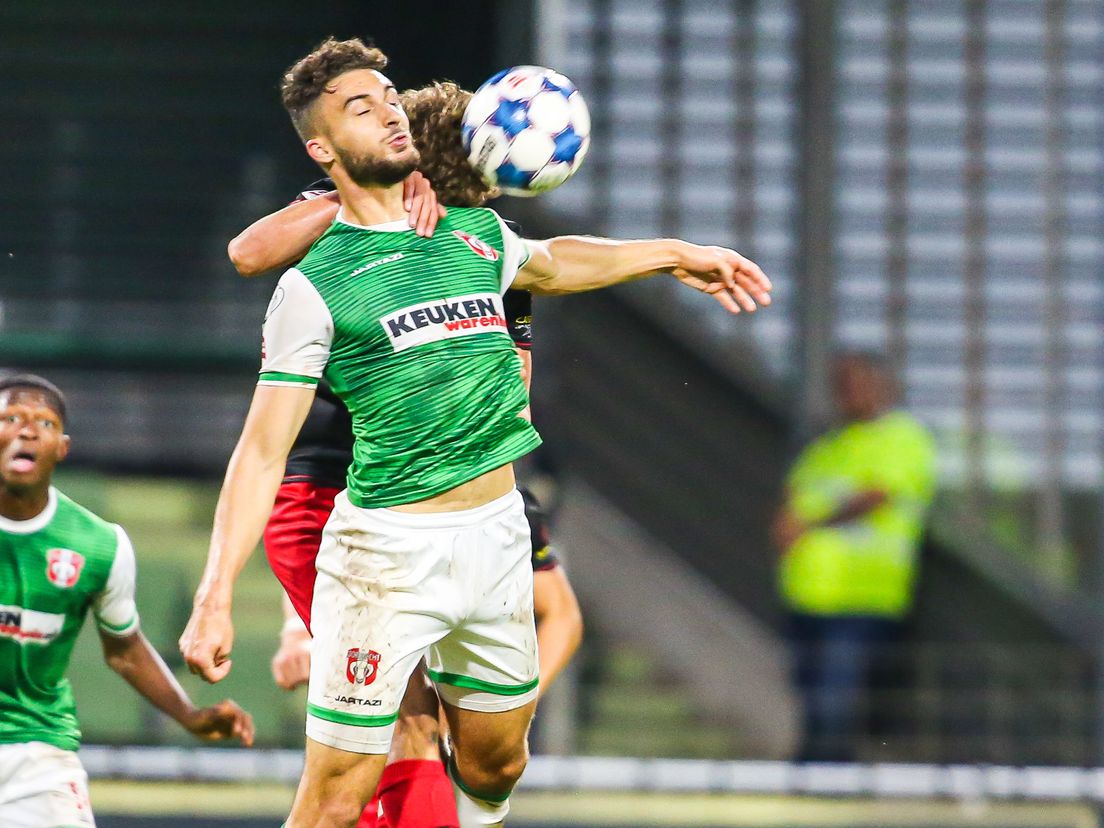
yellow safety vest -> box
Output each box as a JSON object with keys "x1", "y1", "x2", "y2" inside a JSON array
[{"x1": 779, "y1": 411, "x2": 937, "y2": 617}]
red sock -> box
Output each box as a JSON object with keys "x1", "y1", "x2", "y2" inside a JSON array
[
  {"x1": 357, "y1": 793, "x2": 383, "y2": 828},
  {"x1": 378, "y1": 758, "x2": 458, "y2": 828}
]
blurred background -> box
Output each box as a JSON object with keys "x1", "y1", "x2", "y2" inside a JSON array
[{"x1": 3, "y1": 0, "x2": 1104, "y2": 825}]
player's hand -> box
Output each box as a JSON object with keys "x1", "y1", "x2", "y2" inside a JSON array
[
  {"x1": 403, "y1": 171, "x2": 447, "y2": 238},
  {"x1": 271, "y1": 628, "x2": 312, "y2": 690},
  {"x1": 670, "y1": 243, "x2": 772, "y2": 314},
  {"x1": 183, "y1": 699, "x2": 255, "y2": 747},
  {"x1": 179, "y1": 604, "x2": 235, "y2": 684}
]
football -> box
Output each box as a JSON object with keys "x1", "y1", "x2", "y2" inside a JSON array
[{"x1": 461, "y1": 65, "x2": 591, "y2": 197}]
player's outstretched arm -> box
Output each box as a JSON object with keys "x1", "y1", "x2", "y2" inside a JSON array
[
  {"x1": 99, "y1": 628, "x2": 255, "y2": 746},
  {"x1": 180, "y1": 384, "x2": 315, "y2": 683},
  {"x1": 533, "y1": 567, "x2": 584, "y2": 695},
  {"x1": 228, "y1": 172, "x2": 444, "y2": 276},
  {"x1": 513, "y1": 237, "x2": 772, "y2": 314}
]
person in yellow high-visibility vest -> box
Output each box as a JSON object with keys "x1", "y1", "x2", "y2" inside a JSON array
[{"x1": 772, "y1": 353, "x2": 936, "y2": 761}]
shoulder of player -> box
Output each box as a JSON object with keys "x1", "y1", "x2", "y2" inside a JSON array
[
  {"x1": 47, "y1": 490, "x2": 126, "y2": 562},
  {"x1": 441, "y1": 206, "x2": 505, "y2": 235}
]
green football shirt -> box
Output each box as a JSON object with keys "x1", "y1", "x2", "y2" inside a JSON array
[
  {"x1": 258, "y1": 207, "x2": 542, "y2": 508},
  {"x1": 0, "y1": 488, "x2": 139, "y2": 751}
]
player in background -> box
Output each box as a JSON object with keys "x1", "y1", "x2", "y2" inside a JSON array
[
  {"x1": 0, "y1": 374, "x2": 254, "y2": 828},
  {"x1": 180, "y1": 38, "x2": 770, "y2": 828},
  {"x1": 236, "y1": 81, "x2": 583, "y2": 828}
]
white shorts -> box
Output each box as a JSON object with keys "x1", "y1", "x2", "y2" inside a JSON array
[
  {"x1": 0, "y1": 741, "x2": 95, "y2": 828},
  {"x1": 306, "y1": 488, "x2": 539, "y2": 754}
]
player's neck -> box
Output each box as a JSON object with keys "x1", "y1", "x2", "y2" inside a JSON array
[
  {"x1": 0, "y1": 484, "x2": 51, "y2": 522},
  {"x1": 333, "y1": 179, "x2": 406, "y2": 227}
]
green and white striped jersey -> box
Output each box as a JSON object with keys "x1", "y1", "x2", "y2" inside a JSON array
[
  {"x1": 0, "y1": 488, "x2": 139, "y2": 752},
  {"x1": 258, "y1": 206, "x2": 542, "y2": 508}
]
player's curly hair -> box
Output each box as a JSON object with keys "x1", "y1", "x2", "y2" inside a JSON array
[
  {"x1": 281, "y1": 37, "x2": 389, "y2": 140},
  {"x1": 401, "y1": 82, "x2": 498, "y2": 208}
]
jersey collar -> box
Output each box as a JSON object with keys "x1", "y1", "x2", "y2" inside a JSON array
[
  {"x1": 335, "y1": 209, "x2": 412, "y2": 233},
  {"x1": 0, "y1": 486, "x2": 58, "y2": 534}
]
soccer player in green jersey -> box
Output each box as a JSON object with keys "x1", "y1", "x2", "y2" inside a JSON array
[
  {"x1": 0, "y1": 374, "x2": 254, "y2": 828},
  {"x1": 180, "y1": 38, "x2": 771, "y2": 828}
]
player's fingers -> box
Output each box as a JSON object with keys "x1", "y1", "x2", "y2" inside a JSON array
[
  {"x1": 709, "y1": 286, "x2": 742, "y2": 314},
  {"x1": 728, "y1": 283, "x2": 757, "y2": 312},
  {"x1": 416, "y1": 193, "x2": 437, "y2": 237},
  {"x1": 737, "y1": 255, "x2": 772, "y2": 292},
  {"x1": 402, "y1": 173, "x2": 419, "y2": 212},
  {"x1": 714, "y1": 259, "x2": 737, "y2": 292},
  {"x1": 205, "y1": 659, "x2": 232, "y2": 684},
  {"x1": 239, "y1": 713, "x2": 256, "y2": 747}
]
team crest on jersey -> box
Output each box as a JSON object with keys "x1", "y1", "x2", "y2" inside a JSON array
[
  {"x1": 46, "y1": 548, "x2": 85, "y2": 588},
  {"x1": 453, "y1": 230, "x2": 500, "y2": 261},
  {"x1": 380, "y1": 292, "x2": 508, "y2": 353},
  {"x1": 346, "y1": 648, "x2": 381, "y2": 685}
]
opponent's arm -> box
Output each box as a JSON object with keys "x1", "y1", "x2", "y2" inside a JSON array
[
  {"x1": 513, "y1": 237, "x2": 772, "y2": 314},
  {"x1": 99, "y1": 629, "x2": 255, "y2": 745},
  {"x1": 533, "y1": 566, "x2": 583, "y2": 695},
  {"x1": 228, "y1": 173, "x2": 444, "y2": 276},
  {"x1": 272, "y1": 593, "x2": 312, "y2": 691},
  {"x1": 229, "y1": 193, "x2": 340, "y2": 277},
  {"x1": 180, "y1": 384, "x2": 315, "y2": 682}
]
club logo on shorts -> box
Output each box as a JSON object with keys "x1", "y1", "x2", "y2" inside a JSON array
[
  {"x1": 46, "y1": 548, "x2": 85, "y2": 588},
  {"x1": 453, "y1": 230, "x2": 500, "y2": 261},
  {"x1": 346, "y1": 648, "x2": 381, "y2": 685}
]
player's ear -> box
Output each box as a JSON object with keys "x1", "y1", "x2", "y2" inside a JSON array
[
  {"x1": 305, "y1": 137, "x2": 335, "y2": 166},
  {"x1": 56, "y1": 434, "x2": 71, "y2": 463}
]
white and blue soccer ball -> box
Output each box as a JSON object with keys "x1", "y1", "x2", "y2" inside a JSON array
[{"x1": 461, "y1": 66, "x2": 591, "y2": 197}]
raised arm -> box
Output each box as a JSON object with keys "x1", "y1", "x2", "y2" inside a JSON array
[
  {"x1": 228, "y1": 173, "x2": 444, "y2": 277},
  {"x1": 229, "y1": 193, "x2": 341, "y2": 277},
  {"x1": 512, "y1": 236, "x2": 772, "y2": 314},
  {"x1": 180, "y1": 383, "x2": 315, "y2": 682}
]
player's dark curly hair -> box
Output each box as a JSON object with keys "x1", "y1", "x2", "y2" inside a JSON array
[
  {"x1": 401, "y1": 82, "x2": 498, "y2": 208},
  {"x1": 281, "y1": 37, "x2": 389, "y2": 140},
  {"x1": 0, "y1": 374, "x2": 67, "y2": 424}
]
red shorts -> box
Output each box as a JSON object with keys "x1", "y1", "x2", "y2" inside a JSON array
[{"x1": 263, "y1": 480, "x2": 341, "y2": 632}]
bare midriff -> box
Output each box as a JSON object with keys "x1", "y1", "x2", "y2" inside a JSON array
[{"x1": 388, "y1": 463, "x2": 516, "y2": 514}]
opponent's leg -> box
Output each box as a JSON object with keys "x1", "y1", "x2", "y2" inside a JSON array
[
  {"x1": 441, "y1": 700, "x2": 537, "y2": 827},
  {"x1": 375, "y1": 664, "x2": 458, "y2": 828}
]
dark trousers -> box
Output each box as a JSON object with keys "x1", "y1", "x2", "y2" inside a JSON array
[{"x1": 788, "y1": 612, "x2": 901, "y2": 762}]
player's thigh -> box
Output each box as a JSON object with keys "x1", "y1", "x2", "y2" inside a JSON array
[
  {"x1": 263, "y1": 481, "x2": 340, "y2": 628},
  {"x1": 0, "y1": 742, "x2": 95, "y2": 828},
  {"x1": 307, "y1": 493, "x2": 454, "y2": 755},
  {"x1": 427, "y1": 493, "x2": 539, "y2": 711}
]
